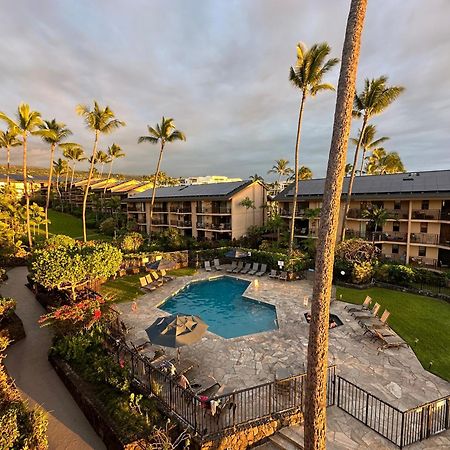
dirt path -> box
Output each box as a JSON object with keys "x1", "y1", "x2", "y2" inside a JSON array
[{"x1": 1, "y1": 266, "x2": 105, "y2": 450}]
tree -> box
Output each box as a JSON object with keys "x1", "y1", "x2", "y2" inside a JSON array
[
  {"x1": 288, "y1": 42, "x2": 339, "y2": 257},
  {"x1": 287, "y1": 165, "x2": 313, "y2": 182},
  {"x1": 76, "y1": 101, "x2": 125, "y2": 242},
  {"x1": 0, "y1": 129, "x2": 21, "y2": 185},
  {"x1": 60, "y1": 143, "x2": 85, "y2": 191},
  {"x1": 104, "y1": 143, "x2": 125, "y2": 194},
  {"x1": 0, "y1": 103, "x2": 48, "y2": 248},
  {"x1": 362, "y1": 205, "x2": 390, "y2": 240},
  {"x1": 365, "y1": 147, "x2": 405, "y2": 174},
  {"x1": 349, "y1": 124, "x2": 389, "y2": 175},
  {"x1": 249, "y1": 173, "x2": 264, "y2": 182},
  {"x1": 138, "y1": 117, "x2": 186, "y2": 238},
  {"x1": 96, "y1": 150, "x2": 110, "y2": 179},
  {"x1": 53, "y1": 158, "x2": 68, "y2": 207},
  {"x1": 304, "y1": 2, "x2": 368, "y2": 449},
  {"x1": 268, "y1": 159, "x2": 293, "y2": 186},
  {"x1": 340, "y1": 76, "x2": 404, "y2": 240},
  {"x1": 344, "y1": 163, "x2": 353, "y2": 176},
  {"x1": 39, "y1": 119, "x2": 72, "y2": 238},
  {"x1": 29, "y1": 203, "x2": 47, "y2": 236}
]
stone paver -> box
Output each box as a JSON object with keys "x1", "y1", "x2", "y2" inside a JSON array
[{"x1": 1, "y1": 267, "x2": 105, "y2": 450}]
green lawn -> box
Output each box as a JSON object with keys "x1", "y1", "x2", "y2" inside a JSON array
[
  {"x1": 336, "y1": 286, "x2": 450, "y2": 381},
  {"x1": 100, "y1": 268, "x2": 198, "y2": 304},
  {"x1": 47, "y1": 210, "x2": 111, "y2": 241}
]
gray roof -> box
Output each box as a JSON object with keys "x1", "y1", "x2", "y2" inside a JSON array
[
  {"x1": 0, "y1": 173, "x2": 50, "y2": 182},
  {"x1": 127, "y1": 180, "x2": 255, "y2": 202},
  {"x1": 275, "y1": 170, "x2": 450, "y2": 201}
]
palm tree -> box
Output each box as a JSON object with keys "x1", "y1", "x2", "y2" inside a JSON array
[
  {"x1": 39, "y1": 119, "x2": 72, "y2": 238},
  {"x1": 249, "y1": 173, "x2": 264, "y2": 182},
  {"x1": 288, "y1": 42, "x2": 339, "y2": 256},
  {"x1": 350, "y1": 124, "x2": 389, "y2": 175},
  {"x1": 304, "y1": 1, "x2": 368, "y2": 449},
  {"x1": 362, "y1": 205, "x2": 390, "y2": 240},
  {"x1": 53, "y1": 158, "x2": 68, "y2": 206},
  {"x1": 287, "y1": 165, "x2": 313, "y2": 182},
  {"x1": 104, "y1": 143, "x2": 125, "y2": 193},
  {"x1": 344, "y1": 163, "x2": 353, "y2": 176},
  {"x1": 0, "y1": 129, "x2": 21, "y2": 185},
  {"x1": 340, "y1": 76, "x2": 404, "y2": 240},
  {"x1": 268, "y1": 158, "x2": 293, "y2": 186},
  {"x1": 138, "y1": 117, "x2": 186, "y2": 238},
  {"x1": 60, "y1": 143, "x2": 84, "y2": 191},
  {"x1": 365, "y1": 147, "x2": 405, "y2": 174},
  {"x1": 0, "y1": 103, "x2": 48, "y2": 248},
  {"x1": 76, "y1": 101, "x2": 125, "y2": 242}
]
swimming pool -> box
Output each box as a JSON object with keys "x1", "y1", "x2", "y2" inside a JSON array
[{"x1": 159, "y1": 276, "x2": 278, "y2": 339}]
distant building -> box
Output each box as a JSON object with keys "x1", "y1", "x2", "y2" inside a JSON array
[
  {"x1": 275, "y1": 170, "x2": 450, "y2": 268},
  {"x1": 0, "y1": 173, "x2": 50, "y2": 197},
  {"x1": 126, "y1": 180, "x2": 266, "y2": 241},
  {"x1": 181, "y1": 175, "x2": 242, "y2": 185}
]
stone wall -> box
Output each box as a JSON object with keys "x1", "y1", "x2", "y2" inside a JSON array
[{"x1": 200, "y1": 410, "x2": 303, "y2": 450}]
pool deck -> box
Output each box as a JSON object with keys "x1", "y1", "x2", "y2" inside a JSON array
[{"x1": 117, "y1": 269, "x2": 450, "y2": 412}]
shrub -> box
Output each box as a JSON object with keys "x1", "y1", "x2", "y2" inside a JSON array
[
  {"x1": 41, "y1": 234, "x2": 75, "y2": 249},
  {"x1": 352, "y1": 261, "x2": 373, "y2": 284},
  {"x1": 120, "y1": 232, "x2": 144, "y2": 253},
  {"x1": 0, "y1": 297, "x2": 16, "y2": 323},
  {"x1": 375, "y1": 264, "x2": 415, "y2": 286},
  {"x1": 335, "y1": 239, "x2": 380, "y2": 265},
  {"x1": 99, "y1": 217, "x2": 117, "y2": 236}
]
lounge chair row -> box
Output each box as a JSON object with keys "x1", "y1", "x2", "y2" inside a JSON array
[
  {"x1": 206, "y1": 260, "x2": 268, "y2": 276},
  {"x1": 139, "y1": 270, "x2": 174, "y2": 292},
  {"x1": 346, "y1": 296, "x2": 408, "y2": 350}
]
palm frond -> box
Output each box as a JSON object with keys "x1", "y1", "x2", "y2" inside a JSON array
[
  {"x1": 138, "y1": 136, "x2": 159, "y2": 144},
  {"x1": 310, "y1": 82, "x2": 335, "y2": 96}
]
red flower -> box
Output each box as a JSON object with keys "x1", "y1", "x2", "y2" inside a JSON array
[
  {"x1": 93, "y1": 309, "x2": 102, "y2": 320},
  {"x1": 119, "y1": 359, "x2": 125, "y2": 368}
]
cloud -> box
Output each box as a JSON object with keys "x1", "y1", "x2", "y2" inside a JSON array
[{"x1": 1, "y1": 0, "x2": 449, "y2": 180}]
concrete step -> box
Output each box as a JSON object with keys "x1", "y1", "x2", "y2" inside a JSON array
[
  {"x1": 278, "y1": 425, "x2": 305, "y2": 448},
  {"x1": 252, "y1": 441, "x2": 280, "y2": 450},
  {"x1": 269, "y1": 433, "x2": 303, "y2": 450}
]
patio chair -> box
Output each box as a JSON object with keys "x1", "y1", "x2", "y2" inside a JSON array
[
  {"x1": 359, "y1": 309, "x2": 390, "y2": 329},
  {"x1": 248, "y1": 263, "x2": 259, "y2": 275},
  {"x1": 128, "y1": 337, "x2": 150, "y2": 351},
  {"x1": 240, "y1": 263, "x2": 252, "y2": 274},
  {"x1": 278, "y1": 271, "x2": 288, "y2": 281},
  {"x1": 159, "y1": 269, "x2": 174, "y2": 282},
  {"x1": 213, "y1": 259, "x2": 222, "y2": 271},
  {"x1": 227, "y1": 261, "x2": 237, "y2": 273},
  {"x1": 188, "y1": 374, "x2": 220, "y2": 395},
  {"x1": 139, "y1": 276, "x2": 157, "y2": 292},
  {"x1": 345, "y1": 295, "x2": 372, "y2": 312},
  {"x1": 353, "y1": 302, "x2": 380, "y2": 320},
  {"x1": 256, "y1": 264, "x2": 267, "y2": 277},
  {"x1": 373, "y1": 329, "x2": 408, "y2": 350},
  {"x1": 149, "y1": 272, "x2": 164, "y2": 287},
  {"x1": 232, "y1": 261, "x2": 244, "y2": 273},
  {"x1": 269, "y1": 269, "x2": 278, "y2": 278},
  {"x1": 204, "y1": 261, "x2": 212, "y2": 272}
]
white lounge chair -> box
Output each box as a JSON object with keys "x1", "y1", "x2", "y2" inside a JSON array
[
  {"x1": 232, "y1": 261, "x2": 244, "y2": 273},
  {"x1": 248, "y1": 263, "x2": 259, "y2": 275},
  {"x1": 256, "y1": 264, "x2": 267, "y2": 277},
  {"x1": 269, "y1": 269, "x2": 278, "y2": 278},
  {"x1": 213, "y1": 259, "x2": 222, "y2": 271},
  {"x1": 240, "y1": 263, "x2": 252, "y2": 274},
  {"x1": 227, "y1": 261, "x2": 237, "y2": 273},
  {"x1": 204, "y1": 261, "x2": 212, "y2": 272}
]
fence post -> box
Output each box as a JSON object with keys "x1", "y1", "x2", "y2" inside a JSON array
[
  {"x1": 269, "y1": 384, "x2": 273, "y2": 414},
  {"x1": 446, "y1": 398, "x2": 450, "y2": 430},
  {"x1": 400, "y1": 411, "x2": 405, "y2": 449},
  {"x1": 232, "y1": 393, "x2": 236, "y2": 426},
  {"x1": 364, "y1": 392, "x2": 369, "y2": 426},
  {"x1": 336, "y1": 375, "x2": 341, "y2": 408}
]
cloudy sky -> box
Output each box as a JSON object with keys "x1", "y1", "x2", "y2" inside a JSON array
[{"x1": 1, "y1": 0, "x2": 449, "y2": 180}]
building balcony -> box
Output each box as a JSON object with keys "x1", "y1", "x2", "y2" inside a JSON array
[
  {"x1": 169, "y1": 207, "x2": 192, "y2": 214},
  {"x1": 409, "y1": 256, "x2": 438, "y2": 268},
  {"x1": 411, "y1": 209, "x2": 441, "y2": 220},
  {"x1": 381, "y1": 253, "x2": 406, "y2": 263},
  {"x1": 151, "y1": 220, "x2": 169, "y2": 226},
  {"x1": 372, "y1": 231, "x2": 408, "y2": 242},
  {"x1": 174, "y1": 221, "x2": 192, "y2": 228},
  {"x1": 410, "y1": 233, "x2": 439, "y2": 245},
  {"x1": 197, "y1": 207, "x2": 232, "y2": 215},
  {"x1": 196, "y1": 222, "x2": 231, "y2": 231},
  {"x1": 347, "y1": 208, "x2": 409, "y2": 220},
  {"x1": 439, "y1": 236, "x2": 450, "y2": 248}
]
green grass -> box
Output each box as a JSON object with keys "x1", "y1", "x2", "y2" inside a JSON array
[
  {"x1": 100, "y1": 268, "x2": 198, "y2": 304},
  {"x1": 336, "y1": 286, "x2": 450, "y2": 381},
  {"x1": 47, "y1": 210, "x2": 111, "y2": 241}
]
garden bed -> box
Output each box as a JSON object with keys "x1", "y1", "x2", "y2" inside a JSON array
[{"x1": 0, "y1": 312, "x2": 26, "y2": 344}]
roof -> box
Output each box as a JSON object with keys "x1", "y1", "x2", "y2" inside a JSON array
[
  {"x1": 0, "y1": 173, "x2": 50, "y2": 182},
  {"x1": 275, "y1": 170, "x2": 450, "y2": 201},
  {"x1": 127, "y1": 180, "x2": 258, "y2": 202}
]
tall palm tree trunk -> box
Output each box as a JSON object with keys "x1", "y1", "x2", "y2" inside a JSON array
[
  {"x1": 6, "y1": 146, "x2": 11, "y2": 185},
  {"x1": 288, "y1": 92, "x2": 306, "y2": 256},
  {"x1": 359, "y1": 144, "x2": 367, "y2": 175},
  {"x1": 104, "y1": 160, "x2": 114, "y2": 194},
  {"x1": 304, "y1": 1, "x2": 367, "y2": 449},
  {"x1": 45, "y1": 143, "x2": 56, "y2": 238},
  {"x1": 340, "y1": 116, "x2": 367, "y2": 241},
  {"x1": 64, "y1": 166, "x2": 70, "y2": 191},
  {"x1": 148, "y1": 143, "x2": 164, "y2": 239},
  {"x1": 82, "y1": 131, "x2": 99, "y2": 242},
  {"x1": 22, "y1": 134, "x2": 33, "y2": 248}
]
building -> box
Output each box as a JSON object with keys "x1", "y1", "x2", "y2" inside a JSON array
[
  {"x1": 0, "y1": 173, "x2": 50, "y2": 197},
  {"x1": 275, "y1": 170, "x2": 450, "y2": 267},
  {"x1": 126, "y1": 180, "x2": 266, "y2": 240},
  {"x1": 181, "y1": 175, "x2": 242, "y2": 185}
]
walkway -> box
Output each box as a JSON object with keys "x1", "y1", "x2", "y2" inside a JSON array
[{"x1": 1, "y1": 266, "x2": 105, "y2": 450}]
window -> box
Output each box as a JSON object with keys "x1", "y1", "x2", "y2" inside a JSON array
[
  {"x1": 393, "y1": 222, "x2": 400, "y2": 232},
  {"x1": 418, "y1": 246, "x2": 426, "y2": 257},
  {"x1": 392, "y1": 244, "x2": 399, "y2": 254},
  {"x1": 420, "y1": 223, "x2": 428, "y2": 233},
  {"x1": 421, "y1": 200, "x2": 429, "y2": 210},
  {"x1": 394, "y1": 201, "x2": 401, "y2": 210}
]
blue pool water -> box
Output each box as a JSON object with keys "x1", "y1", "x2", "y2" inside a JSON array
[{"x1": 159, "y1": 276, "x2": 278, "y2": 339}]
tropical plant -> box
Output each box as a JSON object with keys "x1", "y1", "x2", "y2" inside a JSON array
[
  {"x1": 350, "y1": 124, "x2": 389, "y2": 175},
  {"x1": 341, "y1": 76, "x2": 404, "y2": 240},
  {"x1": 361, "y1": 205, "x2": 390, "y2": 236},
  {"x1": 0, "y1": 103, "x2": 48, "y2": 248},
  {"x1": 335, "y1": 238, "x2": 380, "y2": 265},
  {"x1": 365, "y1": 147, "x2": 405, "y2": 174},
  {"x1": 60, "y1": 142, "x2": 85, "y2": 193},
  {"x1": 104, "y1": 143, "x2": 125, "y2": 193},
  {"x1": 249, "y1": 173, "x2": 264, "y2": 182},
  {"x1": 29, "y1": 203, "x2": 48, "y2": 236},
  {"x1": 137, "y1": 117, "x2": 186, "y2": 238},
  {"x1": 288, "y1": 42, "x2": 339, "y2": 256},
  {"x1": 52, "y1": 158, "x2": 68, "y2": 206},
  {"x1": 96, "y1": 150, "x2": 110, "y2": 179},
  {"x1": 287, "y1": 165, "x2": 313, "y2": 182},
  {"x1": 267, "y1": 159, "x2": 293, "y2": 185},
  {"x1": 304, "y1": 2, "x2": 368, "y2": 449},
  {"x1": 39, "y1": 119, "x2": 72, "y2": 238},
  {"x1": 344, "y1": 163, "x2": 353, "y2": 176},
  {"x1": 76, "y1": 101, "x2": 125, "y2": 242},
  {"x1": 0, "y1": 129, "x2": 21, "y2": 185},
  {"x1": 120, "y1": 232, "x2": 144, "y2": 253}
]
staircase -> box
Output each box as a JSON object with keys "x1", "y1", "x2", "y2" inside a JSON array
[{"x1": 253, "y1": 426, "x2": 305, "y2": 450}]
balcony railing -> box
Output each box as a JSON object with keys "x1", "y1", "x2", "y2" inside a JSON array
[
  {"x1": 169, "y1": 207, "x2": 192, "y2": 213},
  {"x1": 439, "y1": 235, "x2": 450, "y2": 247},
  {"x1": 197, "y1": 207, "x2": 231, "y2": 214},
  {"x1": 372, "y1": 231, "x2": 407, "y2": 242},
  {"x1": 174, "y1": 221, "x2": 192, "y2": 228},
  {"x1": 412, "y1": 209, "x2": 441, "y2": 220},
  {"x1": 347, "y1": 208, "x2": 409, "y2": 220},
  {"x1": 409, "y1": 256, "x2": 438, "y2": 268},
  {"x1": 410, "y1": 232, "x2": 439, "y2": 245},
  {"x1": 196, "y1": 222, "x2": 231, "y2": 231},
  {"x1": 127, "y1": 204, "x2": 145, "y2": 212},
  {"x1": 381, "y1": 253, "x2": 406, "y2": 263}
]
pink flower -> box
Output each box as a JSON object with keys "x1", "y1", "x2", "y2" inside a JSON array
[
  {"x1": 93, "y1": 309, "x2": 102, "y2": 320},
  {"x1": 119, "y1": 359, "x2": 125, "y2": 368}
]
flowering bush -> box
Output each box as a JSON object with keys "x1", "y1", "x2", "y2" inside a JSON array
[
  {"x1": 352, "y1": 261, "x2": 373, "y2": 284},
  {"x1": 335, "y1": 239, "x2": 380, "y2": 265},
  {"x1": 119, "y1": 232, "x2": 144, "y2": 253}
]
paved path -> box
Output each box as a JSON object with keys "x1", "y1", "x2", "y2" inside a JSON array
[{"x1": 1, "y1": 266, "x2": 105, "y2": 450}]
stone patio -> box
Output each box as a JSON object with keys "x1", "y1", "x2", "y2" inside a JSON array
[{"x1": 117, "y1": 268, "x2": 450, "y2": 411}]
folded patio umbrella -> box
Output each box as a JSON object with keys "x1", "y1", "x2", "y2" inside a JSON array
[
  {"x1": 225, "y1": 248, "x2": 248, "y2": 259},
  {"x1": 147, "y1": 258, "x2": 176, "y2": 271},
  {"x1": 146, "y1": 314, "x2": 208, "y2": 350}
]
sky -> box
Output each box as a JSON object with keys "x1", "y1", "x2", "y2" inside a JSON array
[{"x1": 1, "y1": 0, "x2": 449, "y2": 181}]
